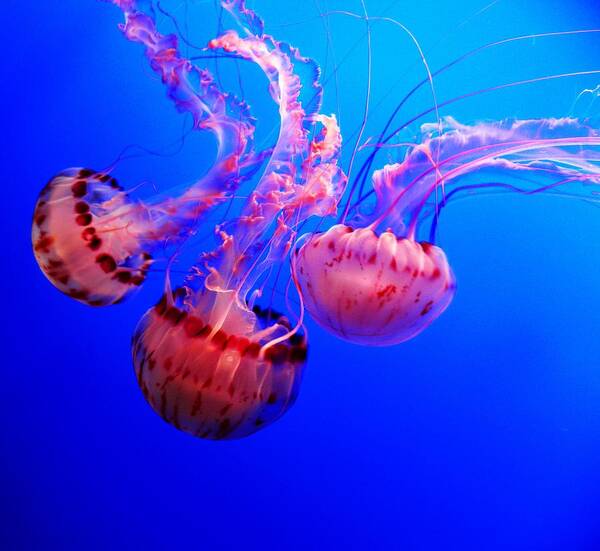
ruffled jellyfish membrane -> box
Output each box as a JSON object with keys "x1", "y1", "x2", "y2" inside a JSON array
[
  {"x1": 293, "y1": 117, "x2": 600, "y2": 345},
  {"x1": 131, "y1": 0, "x2": 345, "y2": 439},
  {"x1": 32, "y1": 0, "x2": 262, "y2": 306}
]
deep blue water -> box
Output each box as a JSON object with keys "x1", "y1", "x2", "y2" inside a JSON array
[{"x1": 5, "y1": 1, "x2": 600, "y2": 549}]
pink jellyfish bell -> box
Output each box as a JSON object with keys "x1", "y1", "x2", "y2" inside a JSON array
[
  {"x1": 293, "y1": 224, "x2": 456, "y2": 346},
  {"x1": 132, "y1": 290, "x2": 307, "y2": 439},
  {"x1": 32, "y1": 168, "x2": 153, "y2": 306}
]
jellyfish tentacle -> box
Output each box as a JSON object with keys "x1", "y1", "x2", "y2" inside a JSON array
[
  {"x1": 367, "y1": 118, "x2": 600, "y2": 236},
  {"x1": 195, "y1": 11, "x2": 345, "y2": 323},
  {"x1": 113, "y1": 0, "x2": 262, "y2": 225},
  {"x1": 348, "y1": 30, "x2": 600, "y2": 205}
]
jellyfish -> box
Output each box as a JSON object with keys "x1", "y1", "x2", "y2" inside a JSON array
[
  {"x1": 33, "y1": 168, "x2": 153, "y2": 306},
  {"x1": 293, "y1": 117, "x2": 600, "y2": 346},
  {"x1": 32, "y1": 0, "x2": 264, "y2": 306},
  {"x1": 131, "y1": 0, "x2": 345, "y2": 439},
  {"x1": 132, "y1": 290, "x2": 308, "y2": 439}
]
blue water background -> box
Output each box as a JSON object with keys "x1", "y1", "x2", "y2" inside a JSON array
[{"x1": 4, "y1": 1, "x2": 600, "y2": 549}]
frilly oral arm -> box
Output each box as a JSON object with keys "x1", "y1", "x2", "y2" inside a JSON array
[
  {"x1": 111, "y1": 0, "x2": 262, "y2": 213},
  {"x1": 365, "y1": 117, "x2": 600, "y2": 237}
]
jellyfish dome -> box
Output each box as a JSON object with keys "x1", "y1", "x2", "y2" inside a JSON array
[
  {"x1": 293, "y1": 225, "x2": 455, "y2": 346},
  {"x1": 33, "y1": 168, "x2": 153, "y2": 306},
  {"x1": 132, "y1": 290, "x2": 307, "y2": 439}
]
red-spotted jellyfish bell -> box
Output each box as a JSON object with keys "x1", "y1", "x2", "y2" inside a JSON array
[
  {"x1": 32, "y1": 0, "x2": 263, "y2": 306},
  {"x1": 130, "y1": 0, "x2": 345, "y2": 439},
  {"x1": 293, "y1": 117, "x2": 600, "y2": 345},
  {"x1": 132, "y1": 289, "x2": 308, "y2": 439},
  {"x1": 293, "y1": 224, "x2": 455, "y2": 346}
]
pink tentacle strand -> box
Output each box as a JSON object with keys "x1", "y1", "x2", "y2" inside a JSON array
[
  {"x1": 198, "y1": 5, "x2": 346, "y2": 309},
  {"x1": 111, "y1": 0, "x2": 264, "y2": 241},
  {"x1": 360, "y1": 117, "x2": 600, "y2": 239}
]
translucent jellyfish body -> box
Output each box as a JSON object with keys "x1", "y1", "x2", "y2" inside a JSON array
[
  {"x1": 33, "y1": 168, "x2": 153, "y2": 306},
  {"x1": 294, "y1": 118, "x2": 600, "y2": 346},
  {"x1": 132, "y1": 291, "x2": 307, "y2": 439},
  {"x1": 294, "y1": 225, "x2": 455, "y2": 345}
]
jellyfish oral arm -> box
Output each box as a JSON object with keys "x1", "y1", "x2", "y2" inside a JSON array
[
  {"x1": 203, "y1": 19, "x2": 345, "y2": 304},
  {"x1": 111, "y1": 1, "x2": 262, "y2": 227},
  {"x1": 363, "y1": 119, "x2": 600, "y2": 238}
]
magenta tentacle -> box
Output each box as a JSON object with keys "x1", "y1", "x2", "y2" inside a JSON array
[
  {"x1": 196, "y1": 3, "x2": 345, "y2": 305},
  {"x1": 111, "y1": 0, "x2": 263, "y2": 244},
  {"x1": 356, "y1": 118, "x2": 600, "y2": 239}
]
